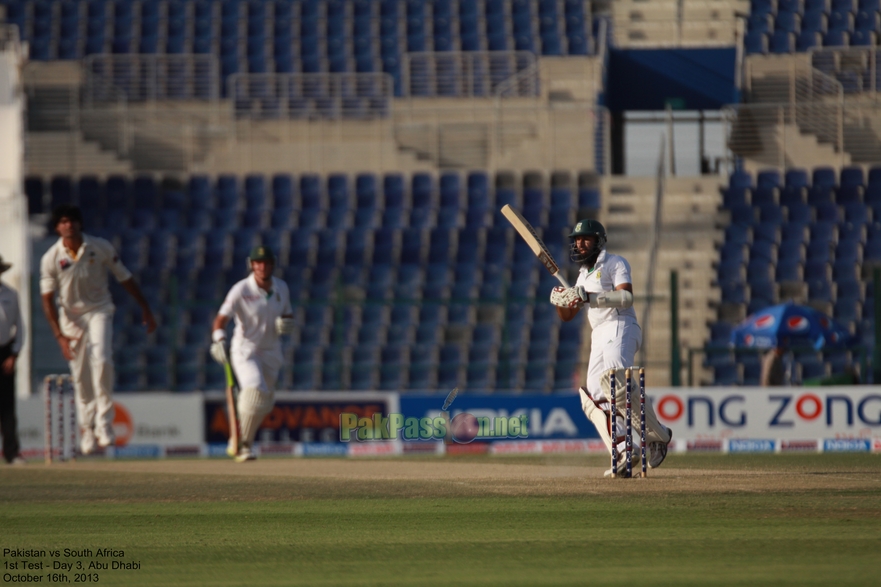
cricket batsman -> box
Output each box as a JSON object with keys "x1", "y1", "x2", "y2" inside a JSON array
[
  {"x1": 210, "y1": 246, "x2": 294, "y2": 462},
  {"x1": 550, "y1": 219, "x2": 672, "y2": 476}
]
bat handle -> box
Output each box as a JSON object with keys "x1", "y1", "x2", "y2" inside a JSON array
[{"x1": 554, "y1": 274, "x2": 571, "y2": 288}]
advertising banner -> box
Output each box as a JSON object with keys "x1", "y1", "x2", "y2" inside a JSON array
[
  {"x1": 203, "y1": 391, "x2": 400, "y2": 444},
  {"x1": 17, "y1": 393, "x2": 203, "y2": 459},
  {"x1": 651, "y1": 387, "x2": 881, "y2": 451}
]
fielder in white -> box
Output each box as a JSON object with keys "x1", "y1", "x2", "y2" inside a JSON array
[
  {"x1": 40, "y1": 205, "x2": 157, "y2": 454},
  {"x1": 550, "y1": 219, "x2": 672, "y2": 477},
  {"x1": 211, "y1": 246, "x2": 294, "y2": 462}
]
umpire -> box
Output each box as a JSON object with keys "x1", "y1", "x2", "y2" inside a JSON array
[{"x1": 0, "y1": 255, "x2": 25, "y2": 465}]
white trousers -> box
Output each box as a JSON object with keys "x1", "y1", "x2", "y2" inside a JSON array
[
  {"x1": 63, "y1": 309, "x2": 115, "y2": 441},
  {"x1": 230, "y1": 345, "x2": 283, "y2": 394},
  {"x1": 585, "y1": 318, "x2": 642, "y2": 404}
]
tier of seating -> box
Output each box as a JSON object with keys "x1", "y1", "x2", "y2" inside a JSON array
[
  {"x1": 709, "y1": 165, "x2": 880, "y2": 384},
  {"x1": 745, "y1": 0, "x2": 881, "y2": 53},
  {"x1": 1, "y1": 0, "x2": 595, "y2": 96},
  {"x1": 27, "y1": 171, "x2": 599, "y2": 392}
]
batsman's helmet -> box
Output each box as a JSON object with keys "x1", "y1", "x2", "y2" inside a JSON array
[
  {"x1": 569, "y1": 219, "x2": 606, "y2": 264},
  {"x1": 249, "y1": 245, "x2": 276, "y2": 263}
]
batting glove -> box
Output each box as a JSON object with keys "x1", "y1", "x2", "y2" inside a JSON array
[
  {"x1": 550, "y1": 286, "x2": 582, "y2": 309},
  {"x1": 210, "y1": 329, "x2": 228, "y2": 365},
  {"x1": 275, "y1": 316, "x2": 296, "y2": 335}
]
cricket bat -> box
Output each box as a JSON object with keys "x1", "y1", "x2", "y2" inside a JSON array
[
  {"x1": 500, "y1": 204, "x2": 571, "y2": 288},
  {"x1": 441, "y1": 387, "x2": 458, "y2": 446},
  {"x1": 223, "y1": 361, "x2": 240, "y2": 458}
]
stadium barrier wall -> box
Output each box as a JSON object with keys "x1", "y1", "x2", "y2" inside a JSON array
[{"x1": 14, "y1": 389, "x2": 881, "y2": 460}]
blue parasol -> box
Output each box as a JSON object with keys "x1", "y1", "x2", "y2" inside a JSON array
[{"x1": 730, "y1": 301, "x2": 853, "y2": 350}]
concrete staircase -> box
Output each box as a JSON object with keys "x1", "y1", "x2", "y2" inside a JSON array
[
  {"x1": 593, "y1": 175, "x2": 726, "y2": 387},
  {"x1": 25, "y1": 132, "x2": 134, "y2": 176}
]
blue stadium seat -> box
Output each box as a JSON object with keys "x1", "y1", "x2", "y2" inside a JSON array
[
  {"x1": 748, "y1": 13, "x2": 773, "y2": 34},
  {"x1": 781, "y1": 169, "x2": 809, "y2": 205},
  {"x1": 797, "y1": 29, "x2": 823, "y2": 50},
  {"x1": 778, "y1": 0, "x2": 805, "y2": 14},
  {"x1": 823, "y1": 29, "x2": 849, "y2": 46},
  {"x1": 268, "y1": 174, "x2": 293, "y2": 210},
  {"x1": 750, "y1": 239, "x2": 778, "y2": 263},
  {"x1": 851, "y1": 29, "x2": 877, "y2": 46},
  {"x1": 758, "y1": 202, "x2": 785, "y2": 224},
  {"x1": 770, "y1": 30, "x2": 795, "y2": 53},
  {"x1": 778, "y1": 240, "x2": 807, "y2": 263},
  {"x1": 775, "y1": 11, "x2": 801, "y2": 35}
]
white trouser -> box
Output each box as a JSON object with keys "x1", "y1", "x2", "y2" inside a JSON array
[
  {"x1": 230, "y1": 344, "x2": 283, "y2": 394},
  {"x1": 584, "y1": 317, "x2": 646, "y2": 454},
  {"x1": 62, "y1": 308, "x2": 115, "y2": 442},
  {"x1": 231, "y1": 344, "x2": 282, "y2": 447},
  {"x1": 585, "y1": 318, "x2": 642, "y2": 403}
]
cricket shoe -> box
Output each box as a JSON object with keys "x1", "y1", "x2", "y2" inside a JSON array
[
  {"x1": 648, "y1": 426, "x2": 672, "y2": 469},
  {"x1": 96, "y1": 432, "x2": 115, "y2": 449},
  {"x1": 80, "y1": 427, "x2": 96, "y2": 455},
  {"x1": 603, "y1": 452, "x2": 637, "y2": 478},
  {"x1": 234, "y1": 446, "x2": 256, "y2": 463},
  {"x1": 9, "y1": 456, "x2": 26, "y2": 466}
]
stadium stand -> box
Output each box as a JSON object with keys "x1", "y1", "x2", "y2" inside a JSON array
[
  {"x1": 25, "y1": 170, "x2": 588, "y2": 392},
  {"x1": 3, "y1": 0, "x2": 595, "y2": 95},
  {"x1": 711, "y1": 165, "x2": 877, "y2": 385},
  {"x1": 10, "y1": 0, "x2": 879, "y2": 391}
]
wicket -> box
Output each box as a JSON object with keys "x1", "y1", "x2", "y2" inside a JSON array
[
  {"x1": 44, "y1": 374, "x2": 76, "y2": 464},
  {"x1": 609, "y1": 367, "x2": 647, "y2": 479}
]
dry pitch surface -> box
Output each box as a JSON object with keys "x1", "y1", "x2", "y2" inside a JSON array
[{"x1": 4, "y1": 455, "x2": 881, "y2": 501}]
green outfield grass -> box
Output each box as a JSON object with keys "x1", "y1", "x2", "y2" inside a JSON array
[{"x1": 1, "y1": 454, "x2": 879, "y2": 586}]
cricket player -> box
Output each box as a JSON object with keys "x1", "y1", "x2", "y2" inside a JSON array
[
  {"x1": 40, "y1": 205, "x2": 157, "y2": 454},
  {"x1": 550, "y1": 219, "x2": 672, "y2": 476},
  {"x1": 0, "y1": 255, "x2": 26, "y2": 465},
  {"x1": 210, "y1": 246, "x2": 294, "y2": 462}
]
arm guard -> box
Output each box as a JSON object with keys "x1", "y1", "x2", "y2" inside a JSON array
[{"x1": 590, "y1": 289, "x2": 634, "y2": 309}]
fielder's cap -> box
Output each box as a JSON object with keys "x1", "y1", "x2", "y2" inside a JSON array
[
  {"x1": 0, "y1": 254, "x2": 11, "y2": 273},
  {"x1": 249, "y1": 245, "x2": 275, "y2": 262}
]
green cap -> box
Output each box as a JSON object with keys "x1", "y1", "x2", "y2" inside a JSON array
[{"x1": 249, "y1": 245, "x2": 275, "y2": 262}]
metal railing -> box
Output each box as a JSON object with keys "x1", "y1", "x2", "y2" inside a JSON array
[
  {"x1": 743, "y1": 57, "x2": 844, "y2": 105},
  {"x1": 229, "y1": 72, "x2": 395, "y2": 120},
  {"x1": 722, "y1": 101, "x2": 881, "y2": 172},
  {"x1": 83, "y1": 54, "x2": 220, "y2": 104},
  {"x1": 811, "y1": 47, "x2": 881, "y2": 100},
  {"x1": 403, "y1": 51, "x2": 539, "y2": 98},
  {"x1": 391, "y1": 101, "x2": 609, "y2": 173}
]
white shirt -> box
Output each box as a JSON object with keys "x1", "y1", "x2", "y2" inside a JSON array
[
  {"x1": 218, "y1": 274, "x2": 292, "y2": 352},
  {"x1": 39, "y1": 235, "x2": 132, "y2": 317},
  {"x1": 575, "y1": 249, "x2": 638, "y2": 330},
  {"x1": 0, "y1": 282, "x2": 24, "y2": 354}
]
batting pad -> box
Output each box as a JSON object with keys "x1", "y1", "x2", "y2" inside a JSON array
[
  {"x1": 237, "y1": 387, "x2": 275, "y2": 446},
  {"x1": 601, "y1": 368, "x2": 670, "y2": 444},
  {"x1": 578, "y1": 387, "x2": 614, "y2": 453}
]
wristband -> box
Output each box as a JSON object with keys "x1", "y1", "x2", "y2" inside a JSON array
[{"x1": 212, "y1": 329, "x2": 227, "y2": 343}]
